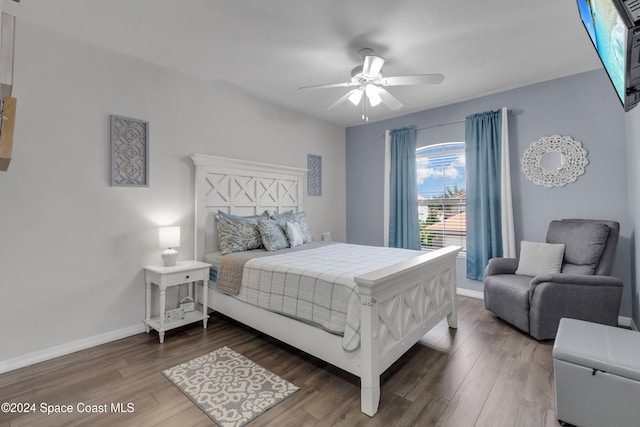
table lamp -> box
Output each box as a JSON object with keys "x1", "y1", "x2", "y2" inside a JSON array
[{"x1": 159, "y1": 226, "x2": 180, "y2": 266}]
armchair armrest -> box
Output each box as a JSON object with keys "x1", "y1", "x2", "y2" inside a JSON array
[
  {"x1": 527, "y1": 273, "x2": 623, "y2": 339},
  {"x1": 530, "y1": 273, "x2": 623, "y2": 288},
  {"x1": 484, "y1": 257, "x2": 519, "y2": 277},
  {"x1": 529, "y1": 273, "x2": 623, "y2": 306}
]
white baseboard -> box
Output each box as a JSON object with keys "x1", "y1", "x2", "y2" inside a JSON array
[
  {"x1": 457, "y1": 288, "x2": 484, "y2": 300},
  {"x1": 0, "y1": 323, "x2": 146, "y2": 374}
]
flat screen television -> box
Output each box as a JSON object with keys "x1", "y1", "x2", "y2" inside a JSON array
[{"x1": 577, "y1": 0, "x2": 640, "y2": 111}]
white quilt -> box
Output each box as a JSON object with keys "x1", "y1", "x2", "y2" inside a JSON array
[{"x1": 233, "y1": 243, "x2": 420, "y2": 351}]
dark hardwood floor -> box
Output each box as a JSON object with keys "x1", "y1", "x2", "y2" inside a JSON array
[{"x1": 0, "y1": 296, "x2": 559, "y2": 426}]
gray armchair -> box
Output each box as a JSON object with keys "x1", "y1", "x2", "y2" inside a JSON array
[{"x1": 483, "y1": 219, "x2": 623, "y2": 340}]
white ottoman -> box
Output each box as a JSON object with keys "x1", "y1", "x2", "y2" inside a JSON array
[{"x1": 553, "y1": 318, "x2": 640, "y2": 427}]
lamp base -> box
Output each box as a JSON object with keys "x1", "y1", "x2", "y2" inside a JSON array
[{"x1": 161, "y1": 248, "x2": 178, "y2": 266}]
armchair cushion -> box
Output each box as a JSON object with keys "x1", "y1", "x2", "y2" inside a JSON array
[
  {"x1": 515, "y1": 241, "x2": 565, "y2": 277},
  {"x1": 546, "y1": 220, "x2": 610, "y2": 275}
]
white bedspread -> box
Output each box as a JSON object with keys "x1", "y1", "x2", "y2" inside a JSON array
[{"x1": 233, "y1": 243, "x2": 420, "y2": 351}]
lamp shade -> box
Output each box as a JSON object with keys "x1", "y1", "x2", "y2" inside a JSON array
[
  {"x1": 365, "y1": 84, "x2": 382, "y2": 107},
  {"x1": 159, "y1": 226, "x2": 180, "y2": 248},
  {"x1": 348, "y1": 88, "x2": 363, "y2": 106}
]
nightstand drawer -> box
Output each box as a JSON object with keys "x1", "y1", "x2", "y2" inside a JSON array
[{"x1": 157, "y1": 268, "x2": 206, "y2": 287}]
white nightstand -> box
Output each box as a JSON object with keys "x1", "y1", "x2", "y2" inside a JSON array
[{"x1": 144, "y1": 260, "x2": 210, "y2": 343}]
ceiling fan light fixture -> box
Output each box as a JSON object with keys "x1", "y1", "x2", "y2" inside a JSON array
[
  {"x1": 365, "y1": 84, "x2": 382, "y2": 107},
  {"x1": 348, "y1": 88, "x2": 363, "y2": 106}
]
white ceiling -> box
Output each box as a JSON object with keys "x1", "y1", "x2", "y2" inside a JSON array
[{"x1": 4, "y1": 0, "x2": 602, "y2": 127}]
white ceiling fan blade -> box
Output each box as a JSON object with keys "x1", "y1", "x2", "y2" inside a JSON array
[
  {"x1": 377, "y1": 87, "x2": 404, "y2": 110},
  {"x1": 362, "y1": 55, "x2": 385, "y2": 77},
  {"x1": 381, "y1": 74, "x2": 445, "y2": 86},
  {"x1": 326, "y1": 89, "x2": 360, "y2": 110},
  {"x1": 297, "y1": 81, "x2": 357, "y2": 90}
]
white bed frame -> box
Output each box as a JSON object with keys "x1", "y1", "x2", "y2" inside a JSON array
[{"x1": 191, "y1": 154, "x2": 461, "y2": 416}]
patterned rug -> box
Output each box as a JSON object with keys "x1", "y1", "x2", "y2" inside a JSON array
[{"x1": 162, "y1": 346, "x2": 299, "y2": 427}]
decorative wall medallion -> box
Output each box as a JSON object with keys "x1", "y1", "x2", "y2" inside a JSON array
[
  {"x1": 521, "y1": 135, "x2": 588, "y2": 188},
  {"x1": 111, "y1": 115, "x2": 149, "y2": 187},
  {"x1": 307, "y1": 154, "x2": 322, "y2": 196}
]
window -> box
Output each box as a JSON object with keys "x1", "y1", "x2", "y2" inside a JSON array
[{"x1": 416, "y1": 142, "x2": 466, "y2": 253}]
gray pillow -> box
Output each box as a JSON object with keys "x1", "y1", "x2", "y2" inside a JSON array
[
  {"x1": 257, "y1": 218, "x2": 289, "y2": 251},
  {"x1": 546, "y1": 221, "x2": 610, "y2": 274},
  {"x1": 217, "y1": 210, "x2": 268, "y2": 221},
  {"x1": 515, "y1": 241, "x2": 565, "y2": 277},
  {"x1": 269, "y1": 210, "x2": 295, "y2": 226},
  {"x1": 285, "y1": 220, "x2": 304, "y2": 247},
  {"x1": 268, "y1": 211, "x2": 312, "y2": 243},
  {"x1": 215, "y1": 213, "x2": 263, "y2": 255},
  {"x1": 292, "y1": 212, "x2": 312, "y2": 243}
]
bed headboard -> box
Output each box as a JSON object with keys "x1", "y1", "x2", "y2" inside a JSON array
[{"x1": 191, "y1": 154, "x2": 307, "y2": 261}]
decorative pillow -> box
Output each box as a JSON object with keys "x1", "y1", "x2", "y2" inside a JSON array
[
  {"x1": 215, "y1": 213, "x2": 263, "y2": 255},
  {"x1": 269, "y1": 210, "x2": 295, "y2": 226},
  {"x1": 257, "y1": 218, "x2": 289, "y2": 251},
  {"x1": 515, "y1": 241, "x2": 566, "y2": 277},
  {"x1": 285, "y1": 221, "x2": 304, "y2": 247},
  {"x1": 217, "y1": 210, "x2": 268, "y2": 221},
  {"x1": 546, "y1": 221, "x2": 610, "y2": 275},
  {"x1": 292, "y1": 212, "x2": 312, "y2": 243}
]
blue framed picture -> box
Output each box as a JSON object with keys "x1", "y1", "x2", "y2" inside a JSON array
[
  {"x1": 307, "y1": 154, "x2": 321, "y2": 196},
  {"x1": 110, "y1": 115, "x2": 149, "y2": 187}
]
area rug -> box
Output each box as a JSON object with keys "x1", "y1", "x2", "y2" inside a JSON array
[{"x1": 162, "y1": 346, "x2": 299, "y2": 427}]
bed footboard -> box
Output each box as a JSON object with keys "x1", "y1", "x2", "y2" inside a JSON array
[{"x1": 354, "y1": 246, "x2": 461, "y2": 416}]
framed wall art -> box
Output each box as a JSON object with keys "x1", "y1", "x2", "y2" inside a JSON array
[
  {"x1": 110, "y1": 115, "x2": 149, "y2": 187},
  {"x1": 307, "y1": 154, "x2": 322, "y2": 196}
]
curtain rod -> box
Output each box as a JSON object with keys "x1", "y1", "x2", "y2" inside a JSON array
[
  {"x1": 416, "y1": 118, "x2": 464, "y2": 131},
  {"x1": 381, "y1": 108, "x2": 520, "y2": 136}
]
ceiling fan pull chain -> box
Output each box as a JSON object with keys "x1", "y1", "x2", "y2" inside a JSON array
[{"x1": 362, "y1": 97, "x2": 368, "y2": 121}]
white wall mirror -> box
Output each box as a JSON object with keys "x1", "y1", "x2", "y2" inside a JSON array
[
  {"x1": 521, "y1": 135, "x2": 588, "y2": 188},
  {"x1": 539, "y1": 150, "x2": 565, "y2": 171}
]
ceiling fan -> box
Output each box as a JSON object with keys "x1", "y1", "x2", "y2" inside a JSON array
[{"x1": 298, "y1": 48, "x2": 444, "y2": 121}]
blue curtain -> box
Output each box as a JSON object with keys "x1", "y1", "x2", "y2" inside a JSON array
[
  {"x1": 466, "y1": 111, "x2": 503, "y2": 280},
  {"x1": 389, "y1": 127, "x2": 420, "y2": 250}
]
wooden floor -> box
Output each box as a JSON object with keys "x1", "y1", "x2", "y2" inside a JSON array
[{"x1": 0, "y1": 296, "x2": 559, "y2": 427}]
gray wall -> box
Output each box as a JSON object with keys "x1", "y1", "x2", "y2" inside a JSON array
[{"x1": 346, "y1": 69, "x2": 632, "y2": 317}]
